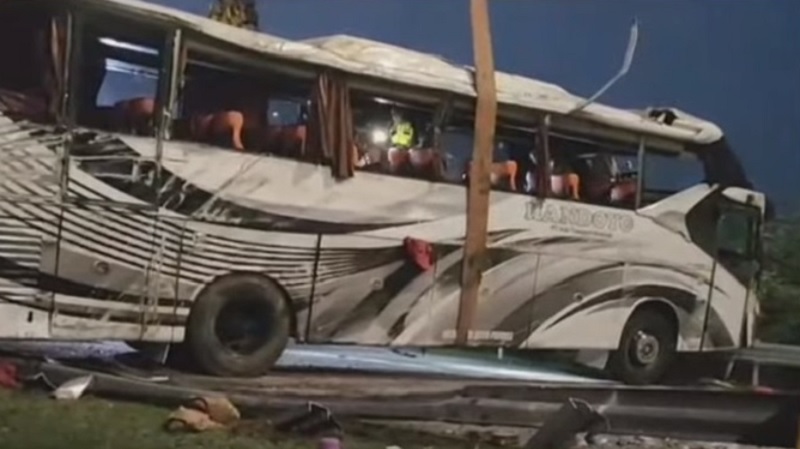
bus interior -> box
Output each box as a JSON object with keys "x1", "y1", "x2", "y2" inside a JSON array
[{"x1": 0, "y1": 0, "x2": 728, "y2": 215}]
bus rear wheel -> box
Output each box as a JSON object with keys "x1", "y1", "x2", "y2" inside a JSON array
[
  {"x1": 606, "y1": 307, "x2": 677, "y2": 385},
  {"x1": 185, "y1": 273, "x2": 291, "y2": 377}
]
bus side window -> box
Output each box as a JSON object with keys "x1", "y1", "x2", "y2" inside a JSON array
[
  {"x1": 268, "y1": 99, "x2": 304, "y2": 127},
  {"x1": 73, "y1": 22, "x2": 164, "y2": 136},
  {"x1": 441, "y1": 123, "x2": 525, "y2": 192},
  {"x1": 266, "y1": 97, "x2": 309, "y2": 158},
  {"x1": 546, "y1": 135, "x2": 641, "y2": 207},
  {"x1": 173, "y1": 51, "x2": 311, "y2": 157},
  {"x1": 0, "y1": 4, "x2": 63, "y2": 124},
  {"x1": 439, "y1": 127, "x2": 474, "y2": 184},
  {"x1": 351, "y1": 98, "x2": 439, "y2": 181},
  {"x1": 717, "y1": 211, "x2": 755, "y2": 259},
  {"x1": 715, "y1": 206, "x2": 761, "y2": 285},
  {"x1": 642, "y1": 150, "x2": 703, "y2": 206}
]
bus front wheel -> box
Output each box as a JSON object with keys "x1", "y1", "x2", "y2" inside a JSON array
[
  {"x1": 606, "y1": 307, "x2": 677, "y2": 385},
  {"x1": 185, "y1": 273, "x2": 291, "y2": 377}
]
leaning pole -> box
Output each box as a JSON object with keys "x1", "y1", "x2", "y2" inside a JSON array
[{"x1": 455, "y1": 0, "x2": 498, "y2": 345}]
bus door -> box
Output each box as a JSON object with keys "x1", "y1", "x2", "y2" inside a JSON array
[{"x1": 703, "y1": 197, "x2": 762, "y2": 350}]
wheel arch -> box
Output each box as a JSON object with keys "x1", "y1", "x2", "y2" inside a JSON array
[{"x1": 623, "y1": 297, "x2": 680, "y2": 346}]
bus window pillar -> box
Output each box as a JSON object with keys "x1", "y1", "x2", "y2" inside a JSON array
[
  {"x1": 635, "y1": 137, "x2": 645, "y2": 209},
  {"x1": 154, "y1": 28, "x2": 183, "y2": 194},
  {"x1": 535, "y1": 114, "x2": 552, "y2": 198}
]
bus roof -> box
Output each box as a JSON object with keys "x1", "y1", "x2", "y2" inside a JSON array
[{"x1": 64, "y1": 0, "x2": 724, "y2": 150}]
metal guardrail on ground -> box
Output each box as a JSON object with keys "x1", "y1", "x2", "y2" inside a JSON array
[{"x1": 34, "y1": 359, "x2": 800, "y2": 448}]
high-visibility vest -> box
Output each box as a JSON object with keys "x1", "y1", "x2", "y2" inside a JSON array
[{"x1": 391, "y1": 122, "x2": 414, "y2": 148}]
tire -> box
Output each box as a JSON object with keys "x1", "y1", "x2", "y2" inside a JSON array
[
  {"x1": 606, "y1": 307, "x2": 677, "y2": 385},
  {"x1": 184, "y1": 273, "x2": 291, "y2": 377}
]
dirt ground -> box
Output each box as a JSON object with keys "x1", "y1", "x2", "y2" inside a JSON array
[{"x1": 0, "y1": 389, "x2": 474, "y2": 449}]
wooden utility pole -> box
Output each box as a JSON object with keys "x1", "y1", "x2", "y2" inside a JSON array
[{"x1": 455, "y1": 0, "x2": 498, "y2": 345}]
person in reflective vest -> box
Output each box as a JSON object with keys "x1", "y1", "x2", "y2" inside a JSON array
[
  {"x1": 387, "y1": 108, "x2": 415, "y2": 172},
  {"x1": 390, "y1": 110, "x2": 415, "y2": 148}
]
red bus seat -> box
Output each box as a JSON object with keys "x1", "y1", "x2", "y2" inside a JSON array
[
  {"x1": 0, "y1": 88, "x2": 48, "y2": 121},
  {"x1": 190, "y1": 110, "x2": 246, "y2": 151},
  {"x1": 550, "y1": 173, "x2": 580, "y2": 200},
  {"x1": 113, "y1": 97, "x2": 156, "y2": 135},
  {"x1": 465, "y1": 160, "x2": 520, "y2": 191}
]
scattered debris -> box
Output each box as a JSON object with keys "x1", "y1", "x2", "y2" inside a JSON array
[
  {"x1": 0, "y1": 361, "x2": 21, "y2": 390},
  {"x1": 273, "y1": 402, "x2": 342, "y2": 437},
  {"x1": 523, "y1": 398, "x2": 606, "y2": 449},
  {"x1": 165, "y1": 406, "x2": 226, "y2": 432},
  {"x1": 51, "y1": 375, "x2": 93, "y2": 400},
  {"x1": 485, "y1": 429, "x2": 519, "y2": 447},
  {"x1": 361, "y1": 419, "x2": 527, "y2": 447},
  {"x1": 164, "y1": 396, "x2": 240, "y2": 433},
  {"x1": 186, "y1": 396, "x2": 241, "y2": 425},
  {"x1": 318, "y1": 436, "x2": 343, "y2": 449}
]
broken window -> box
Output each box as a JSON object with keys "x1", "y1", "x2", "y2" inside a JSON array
[
  {"x1": 172, "y1": 49, "x2": 312, "y2": 158},
  {"x1": 546, "y1": 133, "x2": 641, "y2": 208},
  {"x1": 72, "y1": 18, "x2": 165, "y2": 136},
  {"x1": 0, "y1": 3, "x2": 66, "y2": 124},
  {"x1": 442, "y1": 115, "x2": 536, "y2": 193},
  {"x1": 350, "y1": 94, "x2": 438, "y2": 181}
]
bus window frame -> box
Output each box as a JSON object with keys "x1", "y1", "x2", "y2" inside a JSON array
[
  {"x1": 65, "y1": 8, "x2": 171, "y2": 133},
  {"x1": 540, "y1": 122, "x2": 643, "y2": 206},
  {"x1": 715, "y1": 201, "x2": 761, "y2": 262},
  {"x1": 640, "y1": 145, "x2": 704, "y2": 206},
  {"x1": 437, "y1": 109, "x2": 539, "y2": 191},
  {"x1": 536, "y1": 114, "x2": 551, "y2": 198},
  {"x1": 430, "y1": 95, "x2": 454, "y2": 154},
  {"x1": 634, "y1": 137, "x2": 645, "y2": 209},
  {"x1": 170, "y1": 37, "x2": 317, "y2": 158},
  {"x1": 63, "y1": 8, "x2": 174, "y2": 209},
  {"x1": 182, "y1": 33, "x2": 317, "y2": 84}
]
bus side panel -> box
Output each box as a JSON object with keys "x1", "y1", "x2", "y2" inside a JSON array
[
  {"x1": 0, "y1": 113, "x2": 66, "y2": 339},
  {"x1": 46, "y1": 202, "x2": 171, "y2": 341},
  {"x1": 140, "y1": 214, "x2": 188, "y2": 344},
  {"x1": 523, "y1": 251, "x2": 626, "y2": 349},
  {"x1": 0, "y1": 205, "x2": 53, "y2": 338},
  {"x1": 47, "y1": 202, "x2": 148, "y2": 340},
  {"x1": 303, "y1": 233, "x2": 440, "y2": 345},
  {"x1": 176, "y1": 219, "x2": 324, "y2": 342},
  {"x1": 450, "y1": 246, "x2": 540, "y2": 348}
]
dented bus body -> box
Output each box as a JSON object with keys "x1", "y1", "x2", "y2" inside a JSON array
[{"x1": 0, "y1": 0, "x2": 766, "y2": 384}]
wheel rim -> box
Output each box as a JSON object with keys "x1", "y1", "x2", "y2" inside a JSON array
[
  {"x1": 214, "y1": 294, "x2": 273, "y2": 356},
  {"x1": 629, "y1": 330, "x2": 660, "y2": 366}
]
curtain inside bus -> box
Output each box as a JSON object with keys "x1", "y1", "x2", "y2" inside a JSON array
[
  {"x1": 306, "y1": 70, "x2": 355, "y2": 179},
  {"x1": 46, "y1": 15, "x2": 69, "y2": 122}
]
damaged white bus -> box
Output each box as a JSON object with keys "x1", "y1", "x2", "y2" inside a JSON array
[{"x1": 0, "y1": 0, "x2": 768, "y2": 384}]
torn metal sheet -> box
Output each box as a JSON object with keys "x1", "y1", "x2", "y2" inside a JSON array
[
  {"x1": 0, "y1": 341, "x2": 607, "y2": 383},
  {"x1": 276, "y1": 344, "x2": 608, "y2": 384},
  {"x1": 52, "y1": 374, "x2": 94, "y2": 400}
]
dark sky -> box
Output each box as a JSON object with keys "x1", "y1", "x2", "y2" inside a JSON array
[{"x1": 150, "y1": 0, "x2": 799, "y2": 214}]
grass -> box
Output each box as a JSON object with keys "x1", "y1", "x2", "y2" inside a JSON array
[{"x1": 0, "y1": 390, "x2": 470, "y2": 449}]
